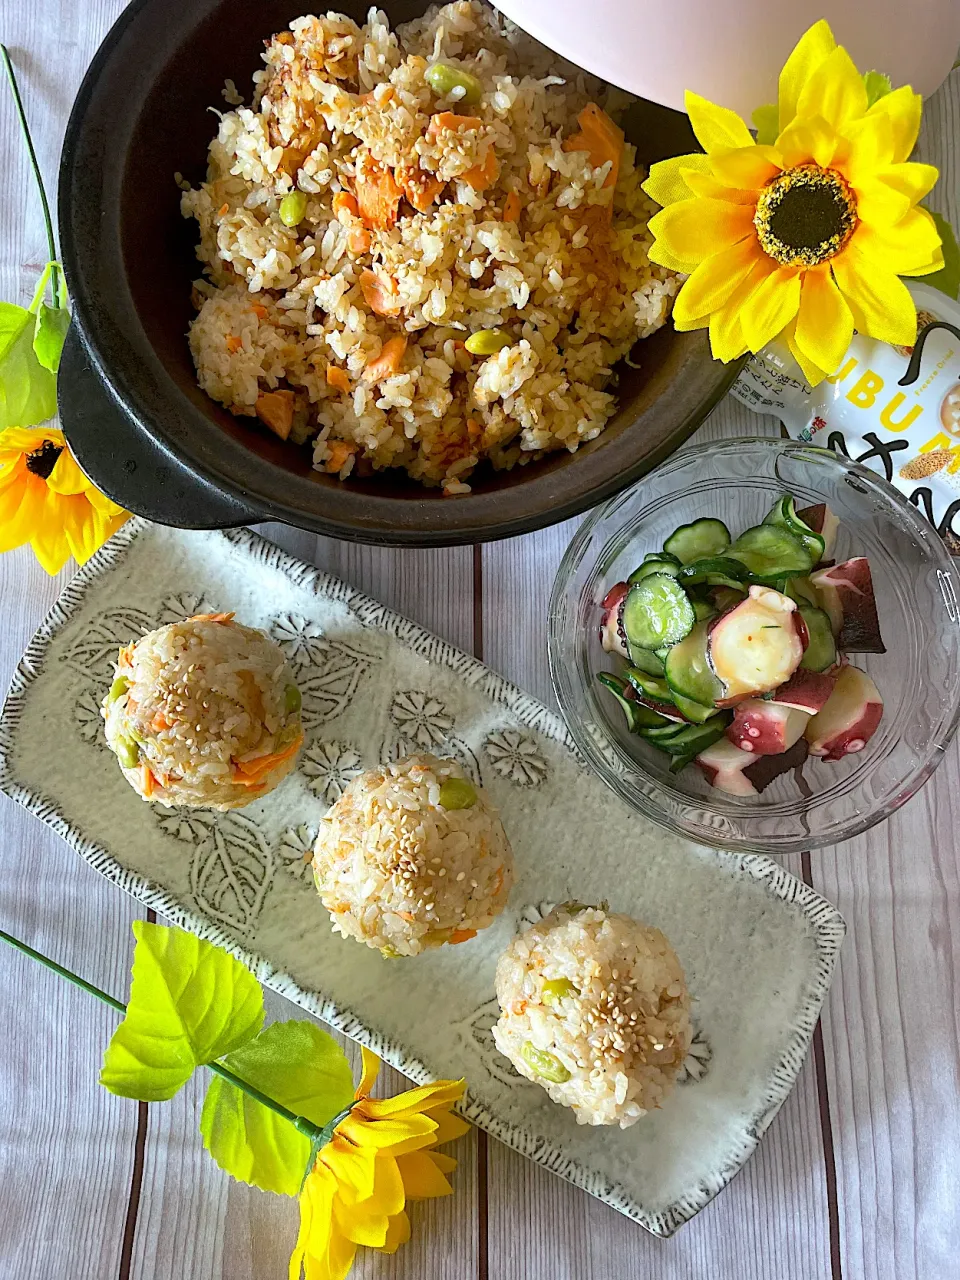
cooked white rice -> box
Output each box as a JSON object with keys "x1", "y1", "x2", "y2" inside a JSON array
[
  {"x1": 492, "y1": 904, "x2": 691, "y2": 1127},
  {"x1": 312, "y1": 752, "x2": 514, "y2": 955},
  {"x1": 182, "y1": 1, "x2": 679, "y2": 493},
  {"x1": 101, "y1": 615, "x2": 303, "y2": 810}
]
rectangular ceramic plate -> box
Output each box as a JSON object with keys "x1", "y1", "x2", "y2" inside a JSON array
[{"x1": 0, "y1": 520, "x2": 845, "y2": 1236}]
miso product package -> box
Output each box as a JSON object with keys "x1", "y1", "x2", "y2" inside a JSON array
[{"x1": 732, "y1": 283, "x2": 960, "y2": 553}]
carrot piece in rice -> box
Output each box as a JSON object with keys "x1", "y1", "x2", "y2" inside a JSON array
[
  {"x1": 355, "y1": 153, "x2": 402, "y2": 229},
  {"x1": 463, "y1": 147, "x2": 499, "y2": 191},
  {"x1": 427, "y1": 112, "x2": 483, "y2": 137},
  {"x1": 226, "y1": 334, "x2": 243, "y2": 353},
  {"x1": 326, "y1": 365, "x2": 352, "y2": 393},
  {"x1": 502, "y1": 190, "x2": 521, "y2": 222},
  {"x1": 255, "y1": 389, "x2": 295, "y2": 440},
  {"x1": 359, "y1": 268, "x2": 401, "y2": 317},
  {"x1": 563, "y1": 102, "x2": 624, "y2": 189},
  {"x1": 362, "y1": 335, "x2": 408, "y2": 383},
  {"x1": 396, "y1": 163, "x2": 445, "y2": 212},
  {"x1": 324, "y1": 440, "x2": 358, "y2": 474},
  {"x1": 332, "y1": 191, "x2": 360, "y2": 223},
  {"x1": 141, "y1": 763, "x2": 156, "y2": 798},
  {"x1": 449, "y1": 928, "x2": 477, "y2": 944},
  {"x1": 233, "y1": 731, "x2": 304, "y2": 782}
]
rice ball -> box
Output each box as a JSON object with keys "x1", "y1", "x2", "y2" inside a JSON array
[
  {"x1": 312, "y1": 753, "x2": 514, "y2": 957},
  {"x1": 492, "y1": 904, "x2": 692, "y2": 1128},
  {"x1": 102, "y1": 613, "x2": 303, "y2": 810}
]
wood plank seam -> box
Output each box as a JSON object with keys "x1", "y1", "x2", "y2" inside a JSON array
[
  {"x1": 473, "y1": 542, "x2": 489, "y2": 1280},
  {"x1": 802, "y1": 851, "x2": 843, "y2": 1280}
]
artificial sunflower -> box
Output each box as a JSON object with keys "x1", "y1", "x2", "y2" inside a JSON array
[
  {"x1": 0, "y1": 426, "x2": 129, "y2": 574},
  {"x1": 642, "y1": 20, "x2": 944, "y2": 384},
  {"x1": 290, "y1": 1048, "x2": 468, "y2": 1280}
]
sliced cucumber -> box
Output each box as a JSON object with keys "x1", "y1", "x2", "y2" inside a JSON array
[
  {"x1": 621, "y1": 575, "x2": 696, "y2": 650},
  {"x1": 797, "y1": 604, "x2": 837, "y2": 672},
  {"x1": 672, "y1": 692, "x2": 722, "y2": 723},
  {"x1": 678, "y1": 556, "x2": 750, "y2": 590},
  {"x1": 596, "y1": 672, "x2": 644, "y2": 732},
  {"x1": 640, "y1": 720, "x2": 692, "y2": 743},
  {"x1": 658, "y1": 717, "x2": 729, "y2": 759},
  {"x1": 763, "y1": 494, "x2": 826, "y2": 562},
  {"x1": 784, "y1": 576, "x2": 820, "y2": 608},
  {"x1": 664, "y1": 619, "x2": 725, "y2": 709},
  {"x1": 628, "y1": 558, "x2": 682, "y2": 584},
  {"x1": 626, "y1": 642, "x2": 666, "y2": 677},
  {"x1": 728, "y1": 523, "x2": 814, "y2": 580},
  {"x1": 663, "y1": 518, "x2": 731, "y2": 564},
  {"x1": 624, "y1": 667, "x2": 673, "y2": 704},
  {"x1": 691, "y1": 598, "x2": 716, "y2": 623}
]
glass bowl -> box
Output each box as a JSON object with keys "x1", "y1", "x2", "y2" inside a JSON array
[{"x1": 548, "y1": 438, "x2": 960, "y2": 854}]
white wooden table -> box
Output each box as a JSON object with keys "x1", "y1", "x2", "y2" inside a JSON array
[{"x1": 2, "y1": 5, "x2": 958, "y2": 1277}]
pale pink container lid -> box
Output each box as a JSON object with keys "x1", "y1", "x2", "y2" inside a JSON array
[{"x1": 492, "y1": 0, "x2": 960, "y2": 117}]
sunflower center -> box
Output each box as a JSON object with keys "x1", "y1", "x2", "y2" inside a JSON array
[
  {"x1": 25, "y1": 439, "x2": 64, "y2": 480},
  {"x1": 754, "y1": 163, "x2": 858, "y2": 268}
]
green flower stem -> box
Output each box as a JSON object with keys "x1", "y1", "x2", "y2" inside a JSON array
[
  {"x1": 0, "y1": 925, "x2": 328, "y2": 1142},
  {"x1": 1, "y1": 44, "x2": 60, "y2": 308}
]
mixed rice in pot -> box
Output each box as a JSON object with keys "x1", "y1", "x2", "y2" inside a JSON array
[{"x1": 182, "y1": 1, "x2": 679, "y2": 494}]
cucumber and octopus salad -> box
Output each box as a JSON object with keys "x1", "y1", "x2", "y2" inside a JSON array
[{"x1": 595, "y1": 495, "x2": 887, "y2": 796}]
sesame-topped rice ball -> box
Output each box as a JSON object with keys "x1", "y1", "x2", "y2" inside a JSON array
[
  {"x1": 492, "y1": 904, "x2": 691, "y2": 1128},
  {"x1": 101, "y1": 613, "x2": 303, "y2": 810},
  {"x1": 312, "y1": 753, "x2": 513, "y2": 957}
]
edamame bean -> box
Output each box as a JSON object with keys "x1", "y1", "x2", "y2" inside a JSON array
[
  {"x1": 437, "y1": 777, "x2": 478, "y2": 810},
  {"x1": 521, "y1": 1042, "x2": 571, "y2": 1083},
  {"x1": 279, "y1": 191, "x2": 308, "y2": 227},
  {"x1": 465, "y1": 329, "x2": 511, "y2": 356},
  {"x1": 107, "y1": 675, "x2": 129, "y2": 704},
  {"x1": 115, "y1": 736, "x2": 140, "y2": 770},
  {"x1": 285, "y1": 682, "x2": 302, "y2": 714},
  {"x1": 425, "y1": 62, "x2": 483, "y2": 106},
  {"x1": 541, "y1": 978, "x2": 578, "y2": 1007}
]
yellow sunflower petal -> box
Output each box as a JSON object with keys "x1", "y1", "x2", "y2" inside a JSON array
[
  {"x1": 356, "y1": 1047, "x2": 380, "y2": 1098},
  {"x1": 99, "y1": 509, "x2": 131, "y2": 547},
  {"x1": 795, "y1": 45, "x2": 867, "y2": 132},
  {"x1": 784, "y1": 319, "x2": 831, "y2": 386},
  {"x1": 380, "y1": 1211, "x2": 411, "y2": 1255},
  {"x1": 427, "y1": 1150, "x2": 458, "y2": 1174},
  {"x1": 647, "y1": 197, "x2": 754, "y2": 267},
  {"x1": 319, "y1": 1137, "x2": 377, "y2": 1202},
  {"x1": 866, "y1": 85, "x2": 922, "y2": 164},
  {"x1": 58, "y1": 495, "x2": 104, "y2": 566},
  {"x1": 853, "y1": 206, "x2": 945, "y2": 277},
  {"x1": 875, "y1": 162, "x2": 939, "y2": 209},
  {"x1": 338, "y1": 1110, "x2": 437, "y2": 1157},
  {"x1": 854, "y1": 178, "x2": 912, "y2": 228},
  {"x1": 291, "y1": 1167, "x2": 340, "y2": 1280},
  {"x1": 672, "y1": 236, "x2": 763, "y2": 331},
  {"x1": 740, "y1": 266, "x2": 803, "y2": 352},
  {"x1": 641, "y1": 153, "x2": 712, "y2": 208},
  {"x1": 0, "y1": 473, "x2": 45, "y2": 554},
  {"x1": 333, "y1": 1156, "x2": 405, "y2": 1245},
  {"x1": 777, "y1": 19, "x2": 837, "y2": 133},
  {"x1": 45, "y1": 447, "x2": 91, "y2": 496},
  {"x1": 840, "y1": 111, "x2": 897, "y2": 187},
  {"x1": 684, "y1": 91, "x2": 754, "y2": 154},
  {"x1": 708, "y1": 258, "x2": 776, "y2": 362},
  {"x1": 681, "y1": 170, "x2": 759, "y2": 205},
  {"x1": 428, "y1": 1110, "x2": 472, "y2": 1145},
  {"x1": 831, "y1": 242, "x2": 917, "y2": 346},
  {"x1": 709, "y1": 145, "x2": 782, "y2": 191},
  {"x1": 396, "y1": 1149, "x2": 455, "y2": 1200},
  {"x1": 775, "y1": 114, "x2": 841, "y2": 169},
  {"x1": 361, "y1": 1077, "x2": 464, "y2": 1118},
  {"x1": 0, "y1": 427, "x2": 62, "y2": 459},
  {"x1": 794, "y1": 266, "x2": 854, "y2": 376}
]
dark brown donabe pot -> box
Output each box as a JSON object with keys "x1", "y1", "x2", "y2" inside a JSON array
[{"x1": 58, "y1": 0, "x2": 739, "y2": 546}]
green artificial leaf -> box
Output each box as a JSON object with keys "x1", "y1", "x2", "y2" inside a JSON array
[
  {"x1": 924, "y1": 211, "x2": 960, "y2": 301},
  {"x1": 751, "y1": 103, "x2": 779, "y2": 146},
  {"x1": 33, "y1": 303, "x2": 70, "y2": 372},
  {"x1": 100, "y1": 922, "x2": 265, "y2": 1102},
  {"x1": 0, "y1": 301, "x2": 57, "y2": 429},
  {"x1": 199, "y1": 1020, "x2": 355, "y2": 1195},
  {"x1": 862, "y1": 70, "x2": 892, "y2": 107}
]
